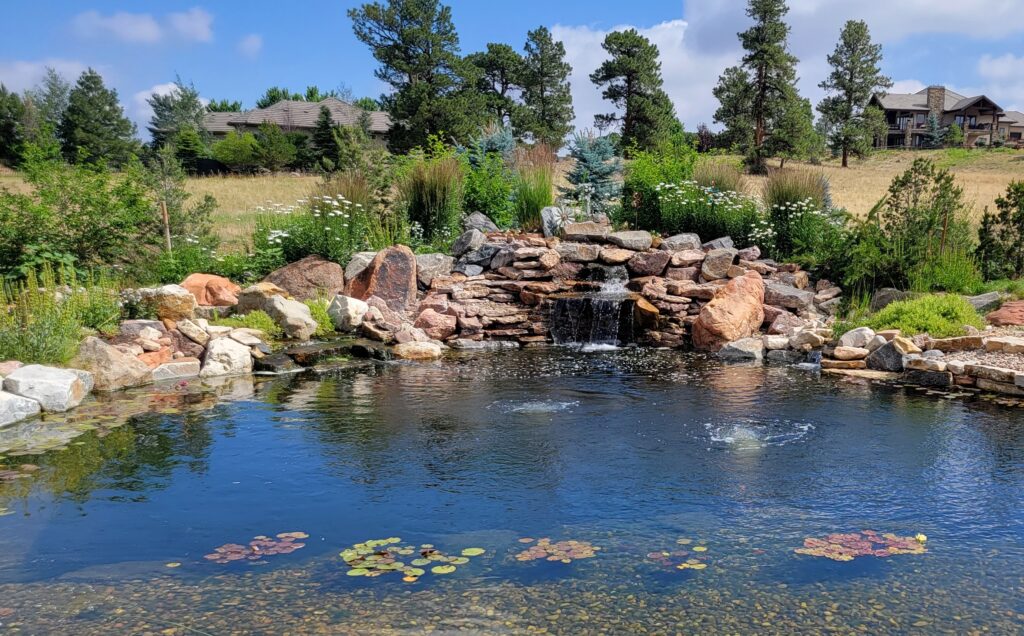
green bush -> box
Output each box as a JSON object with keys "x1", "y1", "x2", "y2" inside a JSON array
[
  {"x1": 210, "y1": 310, "x2": 283, "y2": 340},
  {"x1": 762, "y1": 169, "x2": 833, "y2": 257},
  {"x1": 618, "y1": 134, "x2": 697, "y2": 230},
  {"x1": 212, "y1": 131, "x2": 258, "y2": 172},
  {"x1": 976, "y1": 181, "x2": 1024, "y2": 280},
  {"x1": 652, "y1": 181, "x2": 761, "y2": 245},
  {"x1": 303, "y1": 298, "x2": 335, "y2": 338},
  {"x1": 866, "y1": 294, "x2": 984, "y2": 338},
  {"x1": 462, "y1": 152, "x2": 514, "y2": 227}
]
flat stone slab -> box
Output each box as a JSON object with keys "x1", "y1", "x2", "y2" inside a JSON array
[
  {"x1": 2, "y1": 365, "x2": 91, "y2": 412},
  {"x1": 152, "y1": 360, "x2": 201, "y2": 382},
  {"x1": 823, "y1": 369, "x2": 901, "y2": 381}
]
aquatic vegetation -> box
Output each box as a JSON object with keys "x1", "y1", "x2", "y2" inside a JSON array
[
  {"x1": 340, "y1": 538, "x2": 486, "y2": 582},
  {"x1": 514, "y1": 538, "x2": 600, "y2": 563},
  {"x1": 794, "y1": 530, "x2": 927, "y2": 562},
  {"x1": 647, "y1": 539, "x2": 710, "y2": 572},
  {"x1": 204, "y1": 532, "x2": 309, "y2": 564}
]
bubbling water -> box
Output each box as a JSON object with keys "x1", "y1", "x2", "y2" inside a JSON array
[{"x1": 704, "y1": 418, "x2": 815, "y2": 448}]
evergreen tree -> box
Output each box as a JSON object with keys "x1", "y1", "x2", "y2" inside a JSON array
[
  {"x1": 0, "y1": 84, "x2": 26, "y2": 167},
  {"x1": 590, "y1": 29, "x2": 677, "y2": 154},
  {"x1": 817, "y1": 20, "x2": 892, "y2": 167},
  {"x1": 945, "y1": 122, "x2": 964, "y2": 147},
  {"x1": 147, "y1": 76, "x2": 206, "y2": 147},
  {"x1": 712, "y1": 66, "x2": 755, "y2": 151},
  {"x1": 172, "y1": 126, "x2": 207, "y2": 172},
  {"x1": 207, "y1": 99, "x2": 242, "y2": 112},
  {"x1": 561, "y1": 131, "x2": 621, "y2": 215},
  {"x1": 925, "y1": 113, "x2": 944, "y2": 149},
  {"x1": 311, "y1": 105, "x2": 340, "y2": 168},
  {"x1": 255, "y1": 122, "x2": 297, "y2": 171},
  {"x1": 349, "y1": 0, "x2": 487, "y2": 152},
  {"x1": 765, "y1": 88, "x2": 820, "y2": 167},
  {"x1": 255, "y1": 86, "x2": 303, "y2": 109},
  {"x1": 303, "y1": 86, "x2": 338, "y2": 102},
  {"x1": 467, "y1": 43, "x2": 523, "y2": 125},
  {"x1": 353, "y1": 97, "x2": 381, "y2": 111},
  {"x1": 59, "y1": 68, "x2": 138, "y2": 165},
  {"x1": 736, "y1": 0, "x2": 800, "y2": 173},
  {"x1": 211, "y1": 131, "x2": 258, "y2": 172},
  {"x1": 24, "y1": 67, "x2": 70, "y2": 139},
  {"x1": 517, "y1": 26, "x2": 574, "y2": 148}
]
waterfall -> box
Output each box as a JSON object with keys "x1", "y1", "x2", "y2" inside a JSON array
[{"x1": 550, "y1": 265, "x2": 636, "y2": 347}]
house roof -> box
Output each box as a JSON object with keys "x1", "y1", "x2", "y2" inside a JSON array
[
  {"x1": 873, "y1": 87, "x2": 1004, "y2": 114},
  {"x1": 1002, "y1": 110, "x2": 1024, "y2": 126},
  {"x1": 203, "y1": 97, "x2": 391, "y2": 134}
]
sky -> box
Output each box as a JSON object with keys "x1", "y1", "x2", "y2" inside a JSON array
[{"x1": 3, "y1": 0, "x2": 1024, "y2": 137}]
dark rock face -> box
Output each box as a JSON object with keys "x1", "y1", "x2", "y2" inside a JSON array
[
  {"x1": 866, "y1": 341, "x2": 905, "y2": 372},
  {"x1": 284, "y1": 341, "x2": 353, "y2": 367},
  {"x1": 263, "y1": 255, "x2": 345, "y2": 301},
  {"x1": 903, "y1": 369, "x2": 953, "y2": 387},
  {"x1": 253, "y1": 353, "x2": 301, "y2": 374},
  {"x1": 350, "y1": 341, "x2": 392, "y2": 361},
  {"x1": 870, "y1": 288, "x2": 913, "y2": 312},
  {"x1": 452, "y1": 229, "x2": 486, "y2": 257},
  {"x1": 344, "y1": 245, "x2": 418, "y2": 313}
]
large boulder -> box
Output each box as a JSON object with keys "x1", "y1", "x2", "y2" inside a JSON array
[
  {"x1": 139, "y1": 285, "x2": 197, "y2": 322},
  {"x1": 265, "y1": 296, "x2": 318, "y2": 341},
  {"x1": 563, "y1": 221, "x2": 609, "y2": 242},
  {"x1": 262, "y1": 255, "x2": 345, "y2": 301},
  {"x1": 452, "y1": 229, "x2": 486, "y2": 258},
  {"x1": 344, "y1": 245, "x2": 418, "y2": 312},
  {"x1": 866, "y1": 340, "x2": 906, "y2": 372},
  {"x1": 719, "y1": 337, "x2": 764, "y2": 361},
  {"x1": 415, "y1": 253, "x2": 455, "y2": 288},
  {"x1": 0, "y1": 391, "x2": 41, "y2": 427},
  {"x1": 3, "y1": 365, "x2": 91, "y2": 412},
  {"x1": 659, "y1": 233, "x2": 702, "y2": 252},
  {"x1": 764, "y1": 282, "x2": 815, "y2": 310},
  {"x1": 200, "y1": 338, "x2": 253, "y2": 378},
  {"x1": 236, "y1": 282, "x2": 290, "y2": 314},
  {"x1": 345, "y1": 252, "x2": 378, "y2": 281},
  {"x1": 71, "y1": 337, "x2": 152, "y2": 392},
  {"x1": 464, "y1": 212, "x2": 499, "y2": 233},
  {"x1": 701, "y1": 248, "x2": 738, "y2": 280},
  {"x1": 393, "y1": 342, "x2": 444, "y2": 360},
  {"x1": 838, "y1": 327, "x2": 876, "y2": 349},
  {"x1": 327, "y1": 295, "x2": 369, "y2": 332},
  {"x1": 692, "y1": 271, "x2": 765, "y2": 351},
  {"x1": 987, "y1": 300, "x2": 1024, "y2": 327},
  {"x1": 607, "y1": 230, "x2": 653, "y2": 251},
  {"x1": 414, "y1": 309, "x2": 457, "y2": 340},
  {"x1": 627, "y1": 251, "x2": 671, "y2": 277},
  {"x1": 965, "y1": 291, "x2": 1002, "y2": 312},
  {"x1": 180, "y1": 274, "x2": 241, "y2": 307}
]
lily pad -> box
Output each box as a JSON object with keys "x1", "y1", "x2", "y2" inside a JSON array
[
  {"x1": 461, "y1": 548, "x2": 485, "y2": 557},
  {"x1": 431, "y1": 565, "x2": 456, "y2": 575},
  {"x1": 347, "y1": 568, "x2": 370, "y2": 577}
]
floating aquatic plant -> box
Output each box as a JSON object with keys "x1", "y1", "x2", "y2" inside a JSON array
[
  {"x1": 339, "y1": 537, "x2": 486, "y2": 582},
  {"x1": 794, "y1": 530, "x2": 927, "y2": 562},
  {"x1": 204, "y1": 532, "x2": 309, "y2": 564},
  {"x1": 514, "y1": 538, "x2": 600, "y2": 563},
  {"x1": 647, "y1": 539, "x2": 710, "y2": 572}
]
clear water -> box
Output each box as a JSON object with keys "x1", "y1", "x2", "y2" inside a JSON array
[{"x1": 0, "y1": 349, "x2": 1022, "y2": 634}]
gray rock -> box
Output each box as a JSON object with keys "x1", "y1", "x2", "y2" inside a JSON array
[
  {"x1": 119, "y1": 320, "x2": 167, "y2": 339},
  {"x1": 607, "y1": 230, "x2": 653, "y2": 251},
  {"x1": 229, "y1": 330, "x2": 264, "y2": 347},
  {"x1": 764, "y1": 282, "x2": 815, "y2": 310},
  {"x1": 253, "y1": 353, "x2": 301, "y2": 374},
  {"x1": 464, "y1": 211, "x2": 498, "y2": 233},
  {"x1": 0, "y1": 391, "x2": 41, "y2": 427},
  {"x1": 137, "y1": 284, "x2": 197, "y2": 322},
  {"x1": 2, "y1": 365, "x2": 91, "y2": 412},
  {"x1": 265, "y1": 295, "x2": 318, "y2": 341},
  {"x1": 541, "y1": 206, "x2": 565, "y2": 238},
  {"x1": 702, "y1": 237, "x2": 735, "y2": 250},
  {"x1": 176, "y1": 318, "x2": 210, "y2": 347},
  {"x1": 327, "y1": 295, "x2": 369, "y2": 332},
  {"x1": 866, "y1": 334, "x2": 887, "y2": 352},
  {"x1": 870, "y1": 287, "x2": 912, "y2": 312},
  {"x1": 415, "y1": 253, "x2": 455, "y2": 288},
  {"x1": 965, "y1": 291, "x2": 1002, "y2": 312},
  {"x1": 904, "y1": 369, "x2": 954, "y2": 387},
  {"x1": 460, "y1": 243, "x2": 501, "y2": 265},
  {"x1": 737, "y1": 246, "x2": 761, "y2": 261},
  {"x1": 152, "y1": 360, "x2": 201, "y2": 382},
  {"x1": 453, "y1": 263, "x2": 484, "y2": 276},
  {"x1": 452, "y1": 229, "x2": 486, "y2": 258},
  {"x1": 200, "y1": 338, "x2": 253, "y2": 378},
  {"x1": 838, "y1": 326, "x2": 875, "y2": 349},
  {"x1": 345, "y1": 252, "x2": 378, "y2": 281},
  {"x1": 766, "y1": 349, "x2": 806, "y2": 364},
  {"x1": 71, "y1": 337, "x2": 152, "y2": 392},
  {"x1": 921, "y1": 349, "x2": 945, "y2": 359},
  {"x1": 659, "y1": 233, "x2": 702, "y2": 252},
  {"x1": 489, "y1": 248, "x2": 517, "y2": 270},
  {"x1": 563, "y1": 221, "x2": 609, "y2": 242},
  {"x1": 701, "y1": 248, "x2": 738, "y2": 280},
  {"x1": 866, "y1": 340, "x2": 905, "y2": 372},
  {"x1": 555, "y1": 242, "x2": 601, "y2": 263},
  {"x1": 719, "y1": 337, "x2": 764, "y2": 361}
]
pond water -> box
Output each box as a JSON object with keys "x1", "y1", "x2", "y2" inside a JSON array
[{"x1": 0, "y1": 349, "x2": 1022, "y2": 634}]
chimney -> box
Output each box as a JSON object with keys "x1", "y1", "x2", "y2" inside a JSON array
[{"x1": 927, "y1": 86, "x2": 946, "y2": 118}]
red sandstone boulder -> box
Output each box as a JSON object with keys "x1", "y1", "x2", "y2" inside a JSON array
[
  {"x1": 627, "y1": 251, "x2": 671, "y2": 277},
  {"x1": 344, "y1": 245, "x2": 418, "y2": 312},
  {"x1": 181, "y1": 273, "x2": 241, "y2": 307},
  {"x1": 414, "y1": 308, "x2": 457, "y2": 340},
  {"x1": 987, "y1": 300, "x2": 1024, "y2": 326},
  {"x1": 262, "y1": 255, "x2": 345, "y2": 301},
  {"x1": 692, "y1": 271, "x2": 765, "y2": 351}
]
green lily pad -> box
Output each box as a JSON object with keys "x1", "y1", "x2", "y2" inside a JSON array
[
  {"x1": 403, "y1": 567, "x2": 425, "y2": 577},
  {"x1": 450, "y1": 557, "x2": 469, "y2": 565},
  {"x1": 411, "y1": 558, "x2": 431, "y2": 566},
  {"x1": 431, "y1": 565, "x2": 456, "y2": 575},
  {"x1": 461, "y1": 548, "x2": 485, "y2": 557},
  {"x1": 346, "y1": 568, "x2": 370, "y2": 577}
]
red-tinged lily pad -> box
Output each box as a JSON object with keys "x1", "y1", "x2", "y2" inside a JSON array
[
  {"x1": 513, "y1": 537, "x2": 600, "y2": 564},
  {"x1": 205, "y1": 533, "x2": 308, "y2": 565},
  {"x1": 794, "y1": 530, "x2": 927, "y2": 562}
]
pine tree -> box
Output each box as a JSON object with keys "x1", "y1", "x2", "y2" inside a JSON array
[
  {"x1": 817, "y1": 20, "x2": 892, "y2": 167},
  {"x1": 59, "y1": 68, "x2": 138, "y2": 165},
  {"x1": 24, "y1": 67, "x2": 70, "y2": 139},
  {"x1": 147, "y1": 76, "x2": 207, "y2": 147},
  {"x1": 207, "y1": 99, "x2": 242, "y2": 112},
  {"x1": 0, "y1": 84, "x2": 26, "y2": 167},
  {"x1": 303, "y1": 86, "x2": 338, "y2": 102},
  {"x1": 712, "y1": 66, "x2": 755, "y2": 151},
  {"x1": 255, "y1": 122, "x2": 297, "y2": 171},
  {"x1": 467, "y1": 43, "x2": 523, "y2": 125},
  {"x1": 353, "y1": 97, "x2": 381, "y2": 111},
  {"x1": 517, "y1": 26, "x2": 574, "y2": 149},
  {"x1": 765, "y1": 87, "x2": 820, "y2": 167},
  {"x1": 945, "y1": 122, "x2": 964, "y2": 147},
  {"x1": 311, "y1": 105, "x2": 340, "y2": 168},
  {"x1": 255, "y1": 86, "x2": 303, "y2": 109},
  {"x1": 561, "y1": 131, "x2": 621, "y2": 215},
  {"x1": 349, "y1": 0, "x2": 487, "y2": 152},
  {"x1": 172, "y1": 126, "x2": 207, "y2": 172},
  {"x1": 590, "y1": 29, "x2": 677, "y2": 154},
  {"x1": 736, "y1": 0, "x2": 800, "y2": 173},
  {"x1": 925, "y1": 114, "x2": 944, "y2": 149}
]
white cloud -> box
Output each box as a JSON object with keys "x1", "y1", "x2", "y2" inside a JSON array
[
  {"x1": 237, "y1": 34, "x2": 263, "y2": 59},
  {"x1": 168, "y1": 8, "x2": 214, "y2": 43},
  {"x1": 72, "y1": 10, "x2": 162, "y2": 43},
  {"x1": 132, "y1": 81, "x2": 209, "y2": 128},
  {"x1": 976, "y1": 54, "x2": 1024, "y2": 111},
  {"x1": 71, "y1": 8, "x2": 214, "y2": 44},
  {"x1": 0, "y1": 59, "x2": 91, "y2": 93}
]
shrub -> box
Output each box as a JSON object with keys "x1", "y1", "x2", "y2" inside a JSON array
[
  {"x1": 693, "y1": 159, "x2": 744, "y2": 194},
  {"x1": 866, "y1": 294, "x2": 984, "y2": 338},
  {"x1": 212, "y1": 131, "x2": 258, "y2": 172},
  {"x1": 976, "y1": 181, "x2": 1024, "y2": 280},
  {"x1": 512, "y1": 143, "x2": 555, "y2": 231},
  {"x1": 619, "y1": 135, "x2": 698, "y2": 229},
  {"x1": 560, "y1": 132, "x2": 621, "y2": 216},
  {"x1": 210, "y1": 310, "x2": 283, "y2": 340},
  {"x1": 303, "y1": 298, "x2": 335, "y2": 338},
  {"x1": 400, "y1": 154, "x2": 464, "y2": 247},
  {"x1": 255, "y1": 122, "x2": 297, "y2": 172},
  {"x1": 654, "y1": 181, "x2": 761, "y2": 245},
  {"x1": 462, "y1": 152, "x2": 514, "y2": 227}
]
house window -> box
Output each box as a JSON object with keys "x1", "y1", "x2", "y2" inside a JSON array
[
  {"x1": 1011, "y1": 132, "x2": 1022, "y2": 140},
  {"x1": 915, "y1": 113, "x2": 926, "y2": 127},
  {"x1": 955, "y1": 115, "x2": 964, "y2": 127},
  {"x1": 967, "y1": 116, "x2": 977, "y2": 128},
  {"x1": 897, "y1": 115, "x2": 911, "y2": 130}
]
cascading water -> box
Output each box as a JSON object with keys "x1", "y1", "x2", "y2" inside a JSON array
[{"x1": 550, "y1": 265, "x2": 637, "y2": 348}]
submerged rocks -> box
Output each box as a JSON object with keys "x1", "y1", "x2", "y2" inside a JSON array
[
  {"x1": 3, "y1": 365, "x2": 91, "y2": 412},
  {"x1": 344, "y1": 245, "x2": 418, "y2": 312},
  {"x1": 181, "y1": 274, "x2": 240, "y2": 307},
  {"x1": 71, "y1": 337, "x2": 152, "y2": 391},
  {"x1": 692, "y1": 271, "x2": 765, "y2": 351},
  {"x1": 262, "y1": 255, "x2": 346, "y2": 301}
]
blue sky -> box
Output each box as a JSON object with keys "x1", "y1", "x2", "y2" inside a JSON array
[{"x1": 3, "y1": 1, "x2": 1024, "y2": 136}]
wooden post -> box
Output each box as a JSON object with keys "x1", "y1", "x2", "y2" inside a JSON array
[{"x1": 160, "y1": 200, "x2": 172, "y2": 254}]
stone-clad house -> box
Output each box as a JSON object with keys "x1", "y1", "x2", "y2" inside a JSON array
[
  {"x1": 870, "y1": 86, "x2": 1024, "y2": 148},
  {"x1": 202, "y1": 97, "x2": 391, "y2": 141}
]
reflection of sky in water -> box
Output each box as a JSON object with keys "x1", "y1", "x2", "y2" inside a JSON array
[{"x1": 0, "y1": 348, "x2": 1020, "y2": 633}]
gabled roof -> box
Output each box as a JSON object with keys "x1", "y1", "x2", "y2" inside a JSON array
[
  {"x1": 203, "y1": 97, "x2": 391, "y2": 134},
  {"x1": 1002, "y1": 110, "x2": 1024, "y2": 126},
  {"x1": 873, "y1": 87, "x2": 1003, "y2": 114}
]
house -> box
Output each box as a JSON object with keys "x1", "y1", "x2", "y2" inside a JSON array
[
  {"x1": 870, "y1": 86, "x2": 1024, "y2": 148},
  {"x1": 202, "y1": 97, "x2": 391, "y2": 140}
]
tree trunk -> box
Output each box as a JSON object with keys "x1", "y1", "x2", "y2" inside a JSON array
[{"x1": 842, "y1": 146, "x2": 849, "y2": 168}]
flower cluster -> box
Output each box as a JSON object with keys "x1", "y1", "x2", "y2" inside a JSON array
[{"x1": 655, "y1": 181, "x2": 761, "y2": 214}]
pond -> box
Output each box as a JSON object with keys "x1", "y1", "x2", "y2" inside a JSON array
[{"x1": 0, "y1": 349, "x2": 1021, "y2": 634}]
